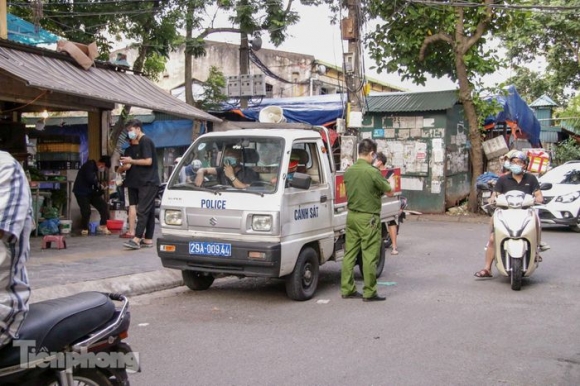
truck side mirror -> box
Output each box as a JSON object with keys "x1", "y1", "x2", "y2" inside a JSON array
[
  {"x1": 540, "y1": 182, "x2": 552, "y2": 190},
  {"x1": 289, "y1": 172, "x2": 311, "y2": 190}
]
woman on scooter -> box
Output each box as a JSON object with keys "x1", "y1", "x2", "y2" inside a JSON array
[{"x1": 474, "y1": 151, "x2": 545, "y2": 278}]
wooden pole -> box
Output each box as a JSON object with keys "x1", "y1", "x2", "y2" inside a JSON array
[{"x1": 0, "y1": 0, "x2": 8, "y2": 40}]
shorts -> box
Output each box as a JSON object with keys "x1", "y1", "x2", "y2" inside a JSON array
[
  {"x1": 127, "y1": 187, "x2": 139, "y2": 206},
  {"x1": 388, "y1": 220, "x2": 397, "y2": 227}
]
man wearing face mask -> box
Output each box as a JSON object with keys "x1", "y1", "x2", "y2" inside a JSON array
[
  {"x1": 194, "y1": 147, "x2": 259, "y2": 189},
  {"x1": 474, "y1": 151, "x2": 545, "y2": 278},
  {"x1": 120, "y1": 119, "x2": 160, "y2": 249},
  {"x1": 73, "y1": 156, "x2": 112, "y2": 236}
]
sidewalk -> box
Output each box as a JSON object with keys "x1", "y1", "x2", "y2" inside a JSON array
[{"x1": 27, "y1": 213, "x2": 490, "y2": 302}]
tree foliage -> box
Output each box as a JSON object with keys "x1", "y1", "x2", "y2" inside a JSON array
[
  {"x1": 553, "y1": 138, "x2": 580, "y2": 165},
  {"x1": 502, "y1": 0, "x2": 580, "y2": 103},
  {"x1": 365, "y1": 0, "x2": 526, "y2": 211}
]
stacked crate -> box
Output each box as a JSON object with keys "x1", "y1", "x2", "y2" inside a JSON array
[{"x1": 36, "y1": 134, "x2": 81, "y2": 170}]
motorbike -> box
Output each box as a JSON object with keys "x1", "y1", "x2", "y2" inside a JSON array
[
  {"x1": 0, "y1": 292, "x2": 139, "y2": 385},
  {"x1": 492, "y1": 190, "x2": 541, "y2": 291},
  {"x1": 476, "y1": 172, "x2": 498, "y2": 216}
]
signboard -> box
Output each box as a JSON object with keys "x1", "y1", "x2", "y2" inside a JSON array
[{"x1": 334, "y1": 168, "x2": 402, "y2": 205}]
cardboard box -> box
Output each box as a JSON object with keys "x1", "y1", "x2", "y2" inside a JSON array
[{"x1": 482, "y1": 136, "x2": 509, "y2": 160}]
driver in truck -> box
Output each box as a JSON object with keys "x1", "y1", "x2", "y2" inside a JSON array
[{"x1": 194, "y1": 147, "x2": 260, "y2": 189}]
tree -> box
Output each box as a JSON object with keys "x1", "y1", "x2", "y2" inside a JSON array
[
  {"x1": 366, "y1": 0, "x2": 525, "y2": 212},
  {"x1": 503, "y1": 67, "x2": 564, "y2": 105},
  {"x1": 502, "y1": 0, "x2": 580, "y2": 103},
  {"x1": 178, "y1": 0, "x2": 334, "y2": 106},
  {"x1": 9, "y1": 1, "x2": 182, "y2": 153}
]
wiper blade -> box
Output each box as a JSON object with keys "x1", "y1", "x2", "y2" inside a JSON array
[{"x1": 170, "y1": 183, "x2": 220, "y2": 194}]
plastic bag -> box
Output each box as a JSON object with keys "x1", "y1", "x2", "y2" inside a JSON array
[{"x1": 38, "y1": 218, "x2": 60, "y2": 235}]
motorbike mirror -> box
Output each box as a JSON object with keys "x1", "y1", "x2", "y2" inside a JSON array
[{"x1": 540, "y1": 182, "x2": 552, "y2": 190}]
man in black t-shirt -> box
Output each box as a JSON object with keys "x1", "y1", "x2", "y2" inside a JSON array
[
  {"x1": 73, "y1": 156, "x2": 111, "y2": 235},
  {"x1": 117, "y1": 139, "x2": 139, "y2": 238},
  {"x1": 119, "y1": 119, "x2": 160, "y2": 249},
  {"x1": 474, "y1": 151, "x2": 544, "y2": 278}
]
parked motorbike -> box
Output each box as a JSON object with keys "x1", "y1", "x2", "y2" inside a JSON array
[
  {"x1": 476, "y1": 172, "x2": 499, "y2": 216},
  {"x1": 0, "y1": 292, "x2": 139, "y2": 385},
  {"x1": 492, "y1": 190, "x2": 541, "y2": 291}
]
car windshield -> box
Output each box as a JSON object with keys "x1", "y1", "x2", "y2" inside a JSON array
[
  {"x1": 168, "y1": 136, "x2": 284, "y2": 194},
  {"x1": 540, "y1": 162, "x2": 580, "y2": 184}
]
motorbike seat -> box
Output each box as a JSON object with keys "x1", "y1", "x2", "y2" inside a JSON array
[{"x1": 0, "y1": 291, "x2": 115, "y2": 368}]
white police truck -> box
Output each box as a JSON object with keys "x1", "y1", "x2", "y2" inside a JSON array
[{"x1": 157, "y1": 122, "x2": 400, "y2": 300}]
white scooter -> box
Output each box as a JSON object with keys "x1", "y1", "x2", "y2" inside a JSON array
[{"x1": 493, "y1": 190, "x2": 541, "y2": 291}]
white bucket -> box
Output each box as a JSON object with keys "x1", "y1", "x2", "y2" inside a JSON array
[{"x1": 60, "y1": 220, "x2": 72, "y2": 234}]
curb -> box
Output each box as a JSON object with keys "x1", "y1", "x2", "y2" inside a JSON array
[
  {"x1": 405, "y1": 213, "x2": 490, "y2": 224},
  {"x1": 30, "y1": 269, "x2": 184, "y2": 303}
]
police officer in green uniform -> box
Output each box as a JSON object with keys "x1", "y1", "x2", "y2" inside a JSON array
[{"x1": 341, "y1": 139, "x2": 393, "y2": 302}]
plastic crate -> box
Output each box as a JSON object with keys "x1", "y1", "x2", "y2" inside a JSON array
[
  {"x1": 37, "y1": 143, "x2": 81, "y2": 153},
  {"x1": 37, "y1": 161, "x2": 80, "y2": 170},
  {"x1": 36, "y1": 134, "x2": 81, "y2": 144},
  {"x1": 36, "y1": 152, "x2": 80, "y2": 161}
]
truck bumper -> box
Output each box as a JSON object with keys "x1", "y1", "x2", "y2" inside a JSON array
[{"x1": 157, "y1": 236, "x2": 282, "y2": 277}]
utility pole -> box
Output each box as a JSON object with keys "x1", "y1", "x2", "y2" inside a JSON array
[
  {"x1": 342, "y1": 0, "x2": 364, "y2": 129},
  {"x1": 1, "y1": 0, "x2": 8, "y2": 40},
  {"x1": 239, "y1": 31, "x2": 249, "y2": 108}
]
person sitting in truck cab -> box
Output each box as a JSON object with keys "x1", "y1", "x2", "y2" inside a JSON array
[{"x1": 194, "y1": 148, "x2": 260, "y2": 189}]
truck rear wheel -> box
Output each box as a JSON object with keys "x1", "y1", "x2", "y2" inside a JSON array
[
  {"x1": 182, "y1": 270, "x2": 215, "y2": 291},
  {"x1": 357, "y1": 235, "x2": 386, "y2": 279},
  {"x1": 285, "y1": 247, "x2": 319, "y2": 301}
]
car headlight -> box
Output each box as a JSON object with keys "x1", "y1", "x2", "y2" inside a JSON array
[
  {"x1": 555, "y1": 191, "x2": 580, "y2": 203},
  {"x1": 164, "y1": 210, "x2": 183, "y2": 225},
  {"x1": 252, "y1": 215, "x2": 272, "y2": 231}
]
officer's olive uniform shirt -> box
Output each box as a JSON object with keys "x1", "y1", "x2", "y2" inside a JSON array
[{"x1": 344, "y1": 159, "x2": 391, "y2": 215}]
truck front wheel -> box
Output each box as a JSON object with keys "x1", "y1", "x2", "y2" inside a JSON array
[
  {"x1": 182, "y1": 270, "x2": 215, "y2": 291},
  {"x1": 285, "y1": 247, "x2": 319, "y2": 301}
]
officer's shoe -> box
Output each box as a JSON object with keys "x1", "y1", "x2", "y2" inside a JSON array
[
  {"x1": 363, "y1": 294, "x2": 386, "y2": 302},
  {"x1": 342, "y1": 291, "x2": 363, "y2": 299},
  {"x1": 539, "y1": 241, "x2": 550, "y2": 252}
]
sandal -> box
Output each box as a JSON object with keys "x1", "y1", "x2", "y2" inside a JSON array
[
  {"x1": 140, "y1": 240, "x2": 154, "y2": 248},
  {"x1": 391, "y1": 249, "x2": 399, "y2": 255},
  {"x1": 474, "y1": 269, "x2": 493, "y2": 278},
  {"x1": 119, "y1": 232, "x2": 135, "y2": 239},
  {"x1": 123, "y1": 239, "x2": 140, "y2": 250},
  {"x1": 536, "y1": 255, "x2": 543, "y2": 262}
]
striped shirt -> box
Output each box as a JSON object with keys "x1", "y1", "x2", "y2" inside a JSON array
[{"x1": 0, "y1": 151, "x2": 32, "y2": 348}]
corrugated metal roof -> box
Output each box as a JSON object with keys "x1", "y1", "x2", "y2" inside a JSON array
[
  {"x1": 0, "y1": 44, "x2": 221, "y2": 122},
  {"x1": 366, "y1": 90, "x2": 459, "y2": 112},
  {"x1": 530, "y1": 94, "x2": 558, "y2": 108}
]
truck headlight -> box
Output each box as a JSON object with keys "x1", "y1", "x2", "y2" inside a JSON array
[
  {"x1": 164, "y1": 210, "x2": 183, "y2": 225},
  {"x1": 555, "y1": 191, "x2": 580, "y2": 203},
  {"x1": 252, "y1": 215, "x2": 272, "y2": 231}
]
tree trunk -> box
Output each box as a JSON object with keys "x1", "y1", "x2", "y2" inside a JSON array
[
  {"x1": 455, "y1": 54, "x2": 483, "y2": 213},
  {"x1": 108, "y1": 45, "x2": 148, "y2": 155}
]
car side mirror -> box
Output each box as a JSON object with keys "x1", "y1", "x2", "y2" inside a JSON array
[{"x1": 540, "y1": 182, "x2": 552, "y2": 190}]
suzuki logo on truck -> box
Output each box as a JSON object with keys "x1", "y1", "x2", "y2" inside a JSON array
[{"x1": 210, "y1": 217, "x2": 217, "y2": 226}]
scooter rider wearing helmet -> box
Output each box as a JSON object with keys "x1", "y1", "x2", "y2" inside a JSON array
[{"x1": 474, "y1": 151, "x2": 546, "y2": 278}]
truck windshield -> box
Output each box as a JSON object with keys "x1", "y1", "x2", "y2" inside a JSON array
[{"x1": 168, "y1": 137, "x2": 284, "y2": 194}]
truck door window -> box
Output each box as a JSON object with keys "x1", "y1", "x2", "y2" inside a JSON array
[{"x1": 292, "y1": 143, "x2": 322, "y2": 185}]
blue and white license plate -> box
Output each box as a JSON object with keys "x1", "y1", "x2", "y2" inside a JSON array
[{"x1": 189, "y1": 242, "x2": 232, "y2": 257}]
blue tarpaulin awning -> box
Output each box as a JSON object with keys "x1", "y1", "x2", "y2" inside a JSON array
[
  {"x1": 221, "y1": 94, "x2": 346, "y2": 126},
  {"x1": 484, "y1": 85, "x2": 542, "y2": 147},
  {"x1": 7, "y1": 14, "x2": 60, "y2": 46},
  {"x1": 142, "y1": 120, "x2": 203, "y2": 148}
]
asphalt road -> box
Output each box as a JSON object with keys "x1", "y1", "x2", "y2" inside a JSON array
[{"x1": 125, "y1": 220, "x2": 580, "y2": 386}]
